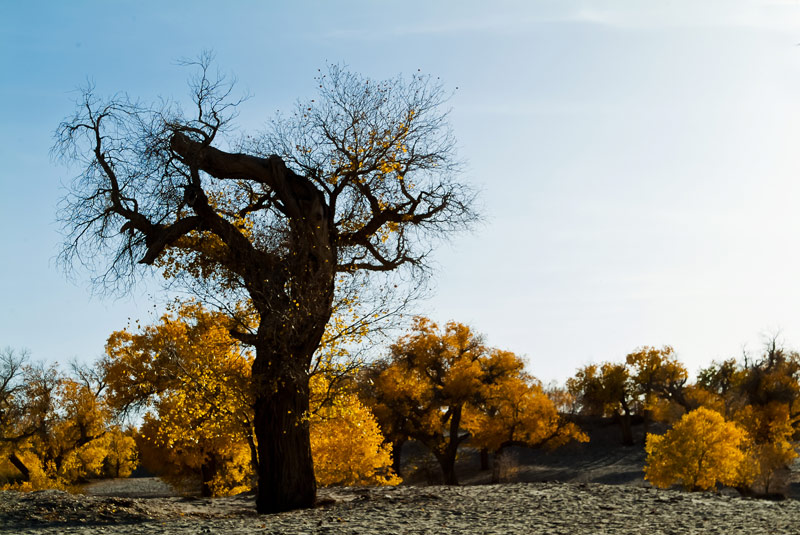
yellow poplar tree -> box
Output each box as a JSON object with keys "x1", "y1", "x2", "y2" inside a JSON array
[
  {"x1": 105, "y1": 302, "x2": 257, "y2": 496},
  {"x1": 645, "y1": 407, "x2": 751, "y2": 491},
  {"x1": 625, "y1": 346, "x2": 689, "y2": 429},
  {"x1": 733, "y1": 402, "x2": 797, "y2": 494},
  {"x1": 363, "y1": 319, "x2": 585, "y2": 485},
  {"x1": 567, "y1": 362, "x2": 637, "y2": 445},
  {"x1": 362, "y1": 317, "x2": 487, "y2": 485}
]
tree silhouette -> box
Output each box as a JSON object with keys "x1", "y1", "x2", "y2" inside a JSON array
[{"x1": 54, "y1": 57, "x2": 476, "y2": 512}]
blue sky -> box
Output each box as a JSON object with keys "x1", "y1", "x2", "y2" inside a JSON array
[{"x1": 3, "y1": 1, "x2": 800, "y2": 383}]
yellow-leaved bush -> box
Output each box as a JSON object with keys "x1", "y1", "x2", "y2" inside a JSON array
[
  {"x1": 645, "y1": 407, "x2": 751, "y2": 491},
  {"x1": 309, "y1": 374, "x2": 400, "y2": 486},
  {"x1": 733, "y1": 402, "x2": 797, "y2": 494}
]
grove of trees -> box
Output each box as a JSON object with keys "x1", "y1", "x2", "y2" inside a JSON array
[
  {"x1": 0, "y1": 348, "x2": 137, "y2": 491},
  {"x1": 565, "y1": 340, "x2": 800, "y2": 495},
  {"x1": 1, "y1": 57, "x2": 796, "y2": 510},
  {"x1": 0, "y1": 314, "x2": 585, "y2": 495},
  {"x1": 566, "y1": 346, "x2": 689, "y2": 445},
  {"x1": 3, "y1": 327, "x2": 800, "y2": 500}
]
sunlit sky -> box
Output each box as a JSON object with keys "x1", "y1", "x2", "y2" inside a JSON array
[{"x1": 3, "y1": 1, "x2": 800, "y2": 384}]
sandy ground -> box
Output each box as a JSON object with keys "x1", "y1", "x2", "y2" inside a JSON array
[{"x1": 3, "y1": 481, "x2": 800, "y2": 534}]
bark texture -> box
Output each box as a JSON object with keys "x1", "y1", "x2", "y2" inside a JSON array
[{"x1": 252, "y1": 347, "x2": 318, "y2": 513}]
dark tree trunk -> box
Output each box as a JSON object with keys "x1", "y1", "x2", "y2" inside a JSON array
[
  {"x1": 248, "y1": 189, "x2": 334, "y2": 513},
  {"x1": 390, "y1": 439, "x2": 405, "y2": 476},
  {"x1": 491, "y1": 449, "x2": 502, "y2": 484},
  {"x1": 433, "y1": 405, "x2": 463, "y2": 485},
  {"x1": 435, "y1": 450, "x2": 459, "y2": 485},
  {"x1": 615, "y1": 411, "x2": 634, "y2": 446},
  {"x1": 480, "y1": 448, "x2": 490, "y2": 471},
  {"x1": 8, "y1": 453, "x2": 30, "y2": 481},
  {"x1": 253, "y1": 348, "x2": 317, "y2": 514},
  {"x1": 200, "y1": 455, "x2": 218, "y2": 498}
]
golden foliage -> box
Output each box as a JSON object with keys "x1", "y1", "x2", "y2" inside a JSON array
[
  {"x1": 692, "y1": 346, "x2": 800, "y2": 494},
  {"x1": 102, "y1": 428, "x2": 138, "y2": 478},
  {"x1": 362, "y1": 318, "x2": 585, "y2": 484},
  {"x1": 363, "y1": 317, "x2": 487, "y2": 444},
  {"x1": 732, "y1": 402, "x2": 798, "y2": 493},
  {"x1": 105, "y1": 302, "x2": 256, "y2": 496},
  {"x1": 136, "y1": 414, "x2": 253, "y2": 497},
  {"x1": 625, "y1": 346, "x2": 688, "y2": 418},
  {"x1": 0, "y1": 363, "x2": 136, "y2": 491},
  {"x1": 0, "y1": 450, "x2": 69, "y2": 492},
  {"x1": 106, "y1": 301, "x2": 398, "y2": 495},
  {"x1": 309, "y1": 374, "x2": 400, "y2": 486},
  {"x1": 567, "y1": 362, "x2": 634, "y2": 417},
  {"x1": 645, "y1": 407, "x2": 751, "y2": 491},
  {"x1": 463, "y1": 371, "x2": 588, "y2": 453}
]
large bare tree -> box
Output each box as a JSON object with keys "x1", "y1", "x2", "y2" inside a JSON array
[{"x1": 54, "y1": 57, "x2": 477, "y2": 513}]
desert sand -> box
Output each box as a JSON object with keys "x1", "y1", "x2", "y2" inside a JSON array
[{"x1": 3, "y1": 480, "x2": 800, "y2": 534}]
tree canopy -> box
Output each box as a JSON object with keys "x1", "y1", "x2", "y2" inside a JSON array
[
  {"x1": 645, "y1": 407, "x2": 750, "y2": 492},
  {"x1": 361, "y1": 317, "x2": 585, "y2": 484}
]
